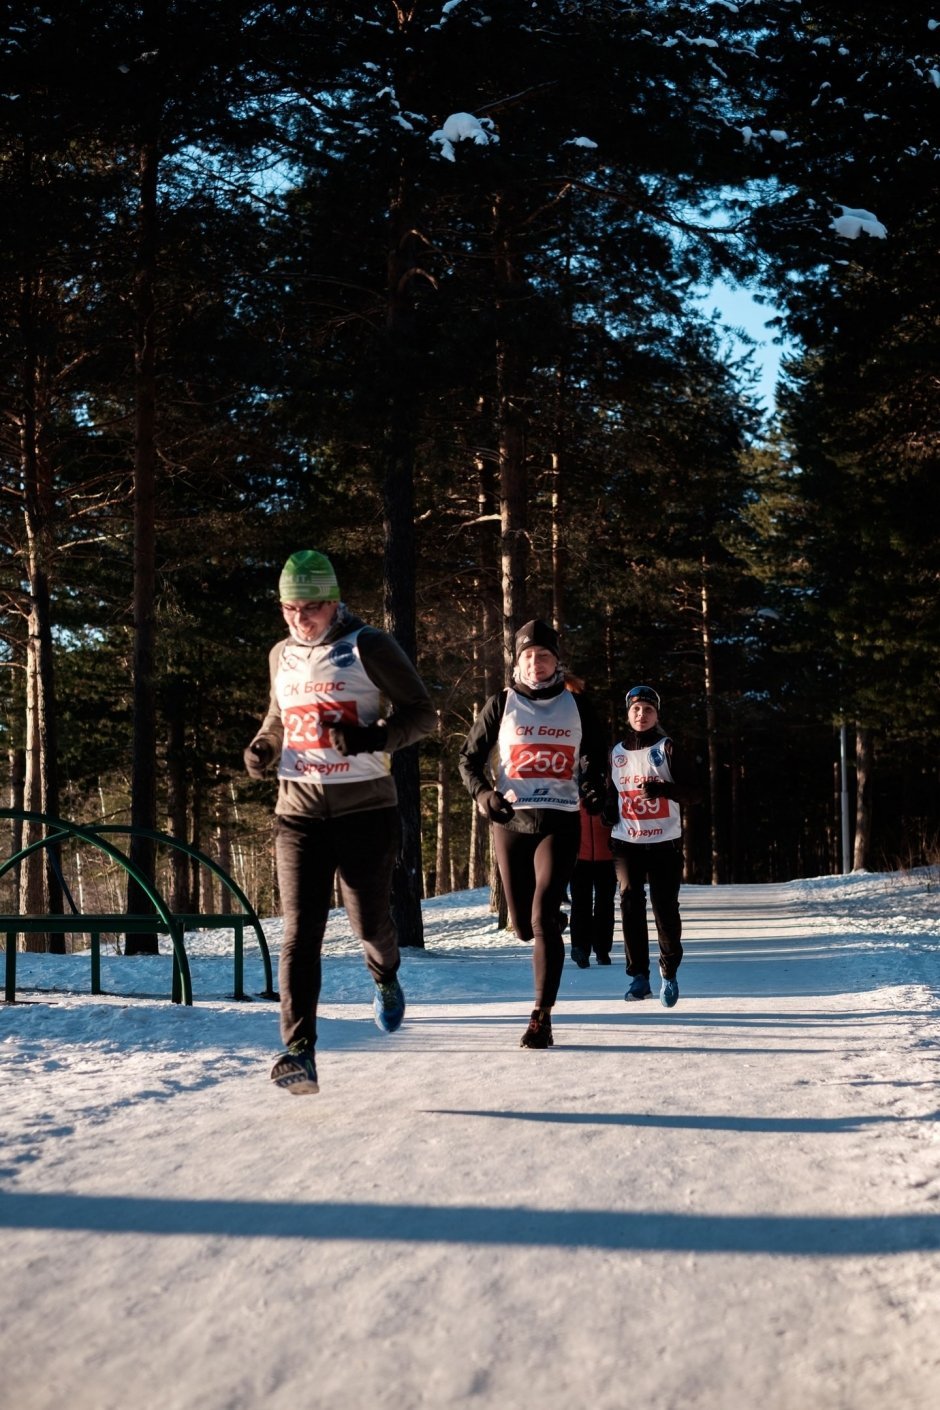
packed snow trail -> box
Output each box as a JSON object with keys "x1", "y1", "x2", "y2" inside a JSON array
[{"x1": 1, "y1": 877, "x2": 938, "y2": 1410}]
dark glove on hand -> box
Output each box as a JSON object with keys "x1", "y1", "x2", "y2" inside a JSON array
[
  {"x1": 244, "y1": 739, "x2": 274, "y2": 779},
  {"x1": 640, "y1": 778, "x2": 668, "y2": 800},
  {"x1": 477, "y1": 788, "x2": 515, "y2": 823},
  {"x1": 328, "y1": 722, "x2": 388, "y2": 757},
  {"x1": 579, "y1": 780, "x2": 605, "y2": 815}
]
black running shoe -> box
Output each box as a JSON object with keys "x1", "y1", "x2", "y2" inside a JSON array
[
  {"x1": 520, "y1": 1008, "x2": 554, "y2": 1049},
  {"x1": 571, "y1": 946, "x2": 590, "y2": 969},
  {"x1": 271, "y1": 1040, "x2": 319, "y2": 1094}
]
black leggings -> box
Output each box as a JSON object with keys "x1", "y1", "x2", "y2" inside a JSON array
[
  {"x1": 275, "y1": 808, "x2": 401, "y2": 1047},
  {"x1": 611, "y1": 838, "x2": 683, "y2": 980},
  {"x1": 493, "y1": 815, "x2": 580, "y2": 1008}
]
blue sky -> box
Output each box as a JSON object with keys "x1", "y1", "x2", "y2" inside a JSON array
[{"x1": 705, "y1": 280, "x2": 792, "y2": 415}]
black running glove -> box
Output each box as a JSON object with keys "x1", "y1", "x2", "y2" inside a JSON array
[
  {"x1": 328, "y1": 722, "x2": 388, "y2": 756},
  {"x1": 579, "y1": 779, "x2": 605, "y2": 815},
  {"x1": 244, "y1": 739, "x2": 274, "y2": 779},
  {"x1": 476, "y1": 789, "x2": 515, "y2": 823}
]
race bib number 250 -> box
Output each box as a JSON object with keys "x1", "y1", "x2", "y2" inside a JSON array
[{"x1": 506, "y1": 743, "x2": 576, "y2": 780}]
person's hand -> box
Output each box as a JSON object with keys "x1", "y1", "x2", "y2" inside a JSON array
[
  {"x1": 244, "y1": 739, "x2": 274, "y2": 779},
  {"x1": 328, "y1": 722, "x2": 388, "y2": 756},
  {"x1": 639, "y1": 778, "x2": 668, "y2": 800},
  {"x1": 476, "y1": 789, "x2": 515, "y2": 823},
  {"x1": 579, "y1": 780, "x2": 605, "y2": 815}
]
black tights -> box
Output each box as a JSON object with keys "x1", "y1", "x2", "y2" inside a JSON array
[
  {"x1": 275, "y1": 808, "x2": 401, "y2": 1047},
  {"x1": 493, "y1": 816, "x2": 580, "y2": 1008},
  {"x1": 611, "y1": 838, "x2": 683, "y2": 980}
]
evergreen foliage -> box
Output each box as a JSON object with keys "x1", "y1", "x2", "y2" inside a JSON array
[{"x1": 2, "y1": 1, "x2": 938, "y2": 937}]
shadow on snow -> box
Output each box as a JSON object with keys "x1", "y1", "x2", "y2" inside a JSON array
[{"x1": 0, "y1": 1190, "x2": 937, "y2": 1257}]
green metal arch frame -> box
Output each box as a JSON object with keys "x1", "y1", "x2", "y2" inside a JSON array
[
  {"x1": 86, "y1": 823, "x2": 274, "y2": 996},
  {"x1": 0, "y1": 808, "x2": 192, "y2": 1004}
]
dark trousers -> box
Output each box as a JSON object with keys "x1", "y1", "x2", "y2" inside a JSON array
[
  {"x1": 275, "y1": 807, "x2": 401, "y2": 1048},
  {"x1": 569, "y1": 859, "x2": 616, "y2": 957},
  {"x1": 611, "y1": 838, "x2": 683, "y2": 981},
  {"x1": 493, "y1": 814, "x2": 580, "y2": 1009}
]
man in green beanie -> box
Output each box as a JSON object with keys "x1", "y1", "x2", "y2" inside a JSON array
[{"x1": 245, "y1": 550, "x2": 435, "y2": 1094}]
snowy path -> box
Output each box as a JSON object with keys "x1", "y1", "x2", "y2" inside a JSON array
[{"x1": 1, "y1": 879, "x2": 938, "y2": 1410}]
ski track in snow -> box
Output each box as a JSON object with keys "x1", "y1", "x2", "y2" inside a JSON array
[{"x1": 1, "y1": 874, "x2": 939, "y2": 1410}]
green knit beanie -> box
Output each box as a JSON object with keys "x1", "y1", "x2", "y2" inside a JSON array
[{"x1": 278, "y1": 550, "x2": 340, "y2": 602}]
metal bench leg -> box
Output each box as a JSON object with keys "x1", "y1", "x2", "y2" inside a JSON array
[
  {"x1": 91, "y1": 932, "x2": 101, "y2": 994},
  {"x1": 233, "y1": 920, "x2": 245, "y2": 1000},
  {"x1": 4, "y1": 928, "x2": 15, "y2": 1004}
]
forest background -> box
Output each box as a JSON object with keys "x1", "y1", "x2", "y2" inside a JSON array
[{"x1": 2, "y1": 1, "x2": 938, "y2": 951}]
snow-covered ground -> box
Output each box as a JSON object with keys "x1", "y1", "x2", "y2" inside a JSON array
[{"x1": 2, "y1": 870, "x2": 939, "y2": 1410}]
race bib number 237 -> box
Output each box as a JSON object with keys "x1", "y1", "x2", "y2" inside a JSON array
[{"x1": 284, "y1": 700, "x2": 358, "y2": 749}]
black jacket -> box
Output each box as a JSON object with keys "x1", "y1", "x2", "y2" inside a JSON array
[{"x1": 458, "y1": 678, "x2": 608, "y2": 835}]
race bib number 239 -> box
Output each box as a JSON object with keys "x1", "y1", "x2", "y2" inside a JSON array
[{"x1": 622, "y1": 790, "x2": 669, "y2": 820}]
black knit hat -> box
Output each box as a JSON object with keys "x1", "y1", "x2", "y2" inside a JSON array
[{"x1": 514, "y1": 619, "x2": 560, "y2": 661}]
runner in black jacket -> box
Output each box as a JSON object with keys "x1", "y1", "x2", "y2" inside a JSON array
[
  {"x1": 606, "y1": 685, "x2": 702, "y2": 1009},
  {"x1": 458, "y1": 620, "x2": 608, "y2": 1048}
]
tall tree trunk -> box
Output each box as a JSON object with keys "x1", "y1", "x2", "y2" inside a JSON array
[
  {"x1": 214, "y1": 773, "x2": 233, "y2": 916},
  {"x1": 550, "y1": 200, "x2": 573, "y2": 636},
  {"x1": 466, "y1": 641, "x2": 489, "y2": 892},
  {"x1": 126, "y1": 123, "x2": 160, "y2": 953},
  {"x1": 435, "y1": 714, "x2": 451, "y2": 899},
  {"x1": 190, "y1": 769, "x2": 203, "y2": 914},
  {"x1": 488, "y1": 829, "x2": 509, "y2": 928},
  {"x1": 494, "y1": 192, "x2": 530, "y2": 672},
  {"x1": 853, "y1": 727, "x2": 873, "y2": 871},
  {"x1": 475, "y1": 451, "x2": 502, "y2": 699},
  {"x1": 468, "y1": 800, "x2": 487, "y2": 890},
  {"x1": 7, "y1": 747, "x2": 26, "y2": 913},
  {"x1": 19, "y1": 258, "x2": 63, "y2": 948},
  {"x1": 469, "y1": 478, "x2": 509, "y2": 923},
  {"x1": 730, "y1": 732, "x2": 743, "y2": 884},
  {"x1": 700, "y1": 567, "x2": 722, "y2": 885},
  {"x1": 550, "y1": 450, "x2": 565, "y2": 635},
  {"x1": 21, "y1": 647, "x2": 47, "y2": 949},
  {"x1": 603, "y1": 604, "x2": 617, "y2": 740},
  {"x1": 489, "y1": 202, "x2": 528, "y2": 940},
  {"x1": 381, "y1": 159, "x2": 425, "y2": 948},
  {"x1": 189, "y1": 654, "x2": 204, "y2": 912},
  {"x1": 165, "y1": 677, "x2": 190, "y2": 913}
]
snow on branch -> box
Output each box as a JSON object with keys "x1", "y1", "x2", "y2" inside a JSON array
[
  {"x1": 830, "y1": 205, "x2": 887, "y2": 240},
  {"x1": 429, "y1": 112, "x2": 499, "y2": 162}
]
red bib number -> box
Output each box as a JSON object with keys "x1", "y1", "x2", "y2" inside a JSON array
[
  {"x1": 506, "y1": 743, "x2": 576, "y2": 780},
  {"x1": 283, "y1": 700, "x2": 358, "y2": 750},
  {"x1": 621, "y1": 790, "x2": 669, "y2": 820}
]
